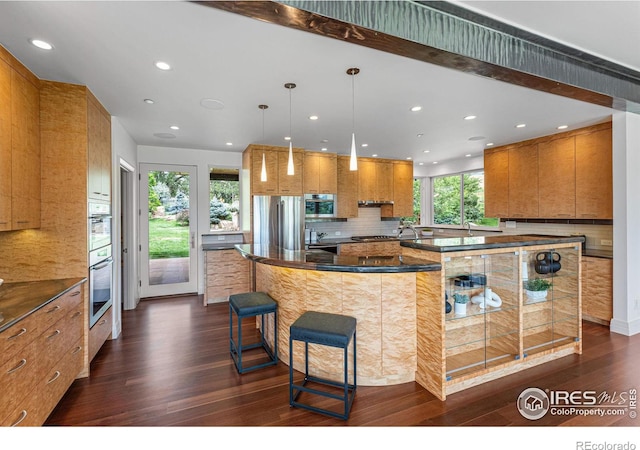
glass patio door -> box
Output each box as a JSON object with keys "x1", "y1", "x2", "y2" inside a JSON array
[{"x1": 139, "y1": 164, "x2": 198, "y2": 298}]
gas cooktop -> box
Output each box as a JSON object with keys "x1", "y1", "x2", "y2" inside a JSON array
[{"x1": 350, "y1": 235, "x2": 399, "y2": 242}]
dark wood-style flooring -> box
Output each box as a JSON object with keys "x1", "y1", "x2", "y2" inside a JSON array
[{"x1": 45, "y1": 295, "x2": 639, "y2": 428}]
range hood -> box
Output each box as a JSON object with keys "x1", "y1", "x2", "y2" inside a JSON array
[{"x1": 358, "y1": 200, "x2": 394, "y2": 207}]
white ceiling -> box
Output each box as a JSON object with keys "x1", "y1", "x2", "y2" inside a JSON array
[{"x1": 0, "y1": 1, "x2": 635, "y2": 169}]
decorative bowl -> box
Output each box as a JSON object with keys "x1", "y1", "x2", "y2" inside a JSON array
[{"x1": 525, "y1": 289, "x2": 547, "y2": 303}]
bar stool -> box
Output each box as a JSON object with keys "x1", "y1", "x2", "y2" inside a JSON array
[
  {"x1": 229, "y1": 292, "x2": 278, "y2": 374},
  {"x1": 289, "y1": 311, "x2": 357, "y2": 420}
]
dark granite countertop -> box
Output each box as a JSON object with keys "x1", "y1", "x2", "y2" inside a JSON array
[
  {"x1": 235, "y1": 244, "x2": 441, "y2": 273},
  {"x1": 583, "y1": 249, "x2": 613, "y2": 259},
  {"x1": 0, "y1": 278, "x2": 86, "y2": 333},
  {"x1": 401, "y1": 234, "x2": 586, "y2": 253},
  {"x1": 202, "y1": 243, "x2": 240, "y2": 251}
]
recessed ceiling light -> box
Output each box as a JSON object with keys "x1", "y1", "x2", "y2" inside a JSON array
[
  {"x1": 410, "y1": 106, "x2": 422, "y2": 112},
  {"x1": 516, "y1": 123, "x2": 526, "y2": 128},
  {"x1": 486, "y1": 142, "x2": 494, "y2": 147},
  {"x1": 468, "y1": 136, "x2": 485, "y2": 141},
  {"x1": 321, "y1": 139, "x2": 329, "y2": 143},
  {"x1": 143, "y1": 99, "x2": 155, "y2": 104},
  {"x1": 226, "y1": 142, "x2": 233, "y2": 146},
  {"x1": 361, "y1": 143, "x2": 368, "y2": 147},
  {"x1": 170, "y1": 125, "x2": 180, "y2": 130},
  {"x1": 417, "y1": 133, "x2": 424, "y2": 138},
  {"x1": 321, "y1": 148, "x2": 328, "y2": 151},
  {"x1": 309, "y1": 115, "x2": 318, "y2": 120},
  {"x1": 200, "y1": 98, "x2": 225, "y2": 110},
  {"x1": 30, "y1": 39, "x2": 53, "y2": 50},
  {"x1": 154, "y1": 61, "x2": 171, "y2": 71},
  {"x1": 418, "y1": 162, "x2": 424, "y2": 166},
  {"x1": 372, "y1": 154, "x2": 378, "y2": 157},
  {"x1": 557, "y1": 125, "x2": 568, "y2": 130},
  {"x1": 433, "y1": 161, "x2": 438, "y2": 165},
  {"x1": 423, "y1": 150, "x2": 430, "y2": 153},
  {"x1": 406, "y1": 157, "x2": 412, "y2": 160},
  {"x1": 464, "y1": 115, "x2": 477, "y2": 120},
  {"x1": 153, "y1": 133, "x2": 176, "y2": 139},
  {"x1": 465, "y1": 154, "x2": 472, "y2": 157},
  {"x1": 284, "y1": 136, "x2": 291, "y2": 141}
]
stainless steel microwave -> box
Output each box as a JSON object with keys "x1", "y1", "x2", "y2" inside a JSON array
[{"x1": 304, "y1": 194, "x2": 336, "y2": 218}]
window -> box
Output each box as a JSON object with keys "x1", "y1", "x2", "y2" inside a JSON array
[
  {"x1": 432, "y1": 171, "x2": 498, "y2": 227},
  {"x1": 209, "y1": 167, "x2": 240, "y2": 231}
]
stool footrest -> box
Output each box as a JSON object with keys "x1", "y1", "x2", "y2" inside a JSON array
[{"x1": 291, "y1": 377, "x2": 356, "y2": 421}]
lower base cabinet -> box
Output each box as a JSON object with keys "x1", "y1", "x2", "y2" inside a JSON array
[
  {"x1": 0, "y1": 283, "x2": 84, "y2": 426},
  {"x1": 582, "y1": 256, "x2": 613, "y2": 325},
  {"x1": 89, "y1": 306, "x2": 113, "y2": 362},
  {"x1": 204, "y1": 249, "x2": 250, "y2": 305}
]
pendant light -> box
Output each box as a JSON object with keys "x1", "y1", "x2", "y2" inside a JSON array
[
  {"x1": 347, "y1": 67, "x2": 360, "y2": 171},
  {"x1": 284, "y1": 82, "x2": 296, "y2": 176},
  {"x1": 258, "y1": 104, "x2": 268, "y2": 182}
]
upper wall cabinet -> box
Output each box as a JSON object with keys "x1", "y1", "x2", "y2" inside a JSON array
[
  {"x1": 575, "y1": 128, "x2": 612, "y2": 219},
  {"x1": 508, "y1": 143, "x2": 538, "y2": 218},
  {"x1": 304, "y1": 152, "x2": 337, "y2": 194},
  {"x1": 483, "y1": 147, "x2": 509, "y2": 219},
  {"x1": 0, "y1": 48, "x2": 41, "y2": 231},
  {"x1": 87, "y1": 93, "x2": 112, "y2": 202},
  {"x1": 245, "y1": 144, "x2": 304, "y2": 196},
  {"x1": 381, "y1": 160, "x2": 414, "y2": 218},
  {"x1": 336, "y1": 155, "x2": 358, "y2": 218},
  {"x1": 484, "y1": 122, "x2": 612, "y2": 220},
  {"x1": 538, "y1": 136, "x2": 575, "y2": 218}
]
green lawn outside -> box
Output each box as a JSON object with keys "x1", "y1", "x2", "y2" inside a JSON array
[{"x1": 149, "y1": 218, "x2": 189, "y2": 258}]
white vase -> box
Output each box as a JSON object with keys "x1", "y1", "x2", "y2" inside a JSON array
[
  {"x1": 454, "y1": 302, "x2": 467, "y2": 315},
  {"x1": 525, "y1": 289, "x2": 548, "y2": 303}
]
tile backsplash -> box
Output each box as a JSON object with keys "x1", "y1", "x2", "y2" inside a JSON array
[{"x1": 307, "y1": 208, "x2": 613, "y2": 251}]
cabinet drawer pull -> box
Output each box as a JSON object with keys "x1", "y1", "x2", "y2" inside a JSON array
[
  {"x1": 98, "y1": 319, "x2": 107, "y2": 326},
  {"x1": 70, "y1": 290, "x2": 81, "y2": 297},
  {"x1": 11, "y1": 410, "x2": 27, "y2": 427},
  {"x1": 47, "y1": 305, "x2": 61, "y2": 314},
  {"x1": 47, "y1": 329, "x2": 61, "y2": 340},
  {"x1": 7, "y1": 359, "x2": 27, "y2": 374},
  {"x1": 47, "y1": 370, "x2": 61, "y2": 384},
  {"x1": 72, "y1": 311, "x2": 82, "y2": 319},
  {"x1": 8, "y1": 328, "x2": 27, "y2": 340},
  {"x1": 72, "y1": 346, "x2": 82, "y2": 355},
  {"x1": 16, "y1": 221, "x2": 29, "y2": 224}
]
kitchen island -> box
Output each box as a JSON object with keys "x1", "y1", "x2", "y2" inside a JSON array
[
  {"x1": 235, "y1": 244, "x2": 441, "y2": 386},
  {"x1": 236, "y1": 233, "x2": 585, "y2": 399}
]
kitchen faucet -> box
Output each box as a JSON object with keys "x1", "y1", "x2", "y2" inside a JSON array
[
  {"x1": 464, "y1": 221, "x2": 473, "y2": 236},
  {"x1": 398, "y1": 223, "x2": 419, "y2": 241}
]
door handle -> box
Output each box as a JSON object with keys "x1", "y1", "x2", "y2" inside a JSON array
[{"x1": 191, "y1": 232, "x2": 195, "y2": 249}]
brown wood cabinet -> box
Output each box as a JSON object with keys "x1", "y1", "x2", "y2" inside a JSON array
[
  {"x1": 383, "y1": 160, "x2": 414, "y2": 218},
  {"x1": 484, "y1": 122, "x2": 612, "y2": 220},
  {"x1": 576, "y1": 128, "x2": 612, "y2": 219},
  {"x1": 582, "y1": 256, "x2": 613, "y2": 325},
  {"x1": 303, "y1": 151, "x2": 337, "y2": 194},
  {"x1": 0, "y1": 283, "x2": 84, "y2": 426},
  {"x1": 89, "y1": 306, "x2": 112, "y2": 362},
  {"x1": 376, "y1": 161, "x2": 394, "y2": 202},
  {"x1": 0, "y1": 58, "x2": 10, "y2": 231},
  {"x1": 483, "y1": 147, "x2": 510, "y2": 218},
  {"x1": 337, "y1": 155, "x2": 358, "y2": 218},
  {"x1": 538, "y1": 135, "x2": 575, "y2": 218},
  {"x1": 87, "y1": 94, "x2": 112, "y2": 201},
  {"x1": 246, "y1": 144, "x2": 304, "y2": 196},
  {"x1": 357, "y1": 158, "x2": 378, "y2": 201},
  {"x1": 204, "y1": 249, "x2": 250, "y2": 305},
  {"x1": 508, "y1": 143, "x2": 538, "y2": 218},
  {"x1": 0, "y1": 48, "x2": 41, "y2": 232}
]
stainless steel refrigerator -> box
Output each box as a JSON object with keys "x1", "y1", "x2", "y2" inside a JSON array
[{"x1": 253, "y1": 196, "x2": 304, "y2": 250}]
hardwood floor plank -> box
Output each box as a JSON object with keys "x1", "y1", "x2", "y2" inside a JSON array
[{"x1": 44, "y1": 295, "x2": 640, "y2": 429}]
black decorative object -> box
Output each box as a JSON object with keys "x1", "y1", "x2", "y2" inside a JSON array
[
  {"x1": 445, "y1": 292, "x2": 452, "y2": 313},
  {"x1": 535, "y1": 251, "x2": 561, "y2": 274}
]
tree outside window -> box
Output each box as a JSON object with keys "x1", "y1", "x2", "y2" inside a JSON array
[{"x1": 433, "y1": 171, "x2": 498, "y2": 227}]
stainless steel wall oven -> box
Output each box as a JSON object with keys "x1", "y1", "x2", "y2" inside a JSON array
[{"x1": 88, "y1": 202, "x2": 113, "y2": 327}]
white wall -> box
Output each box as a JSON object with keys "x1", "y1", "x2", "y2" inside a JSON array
[
  {"x1": 137, "y1": 145, "x2": 243, "y2": 296},
  {"x1": 111, "y1": 117, "x2": 139, "y2": 338},
  {"x1": 611, "y1": 111, "x2": 640, "y2": 336}
]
